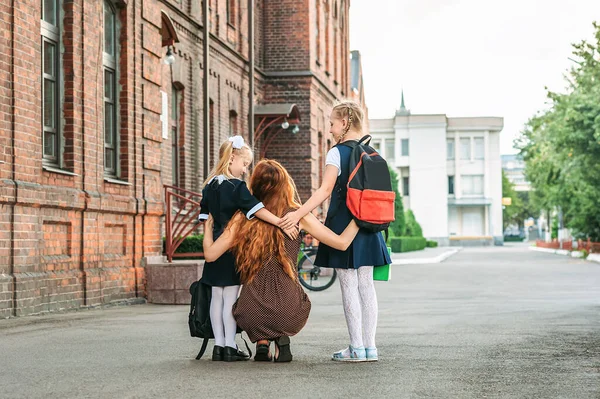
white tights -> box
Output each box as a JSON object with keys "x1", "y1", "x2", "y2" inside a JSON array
[
  {"x1": 210, "y1": 286, "x2": 240, "y2": 348},
  {"x1": 336, "y1": 267, "x2": 378, "y2": 348}
]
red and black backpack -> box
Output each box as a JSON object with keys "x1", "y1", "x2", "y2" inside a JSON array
[{"x1": 341, "y1": 135, "x2": 396, "y2": 233}]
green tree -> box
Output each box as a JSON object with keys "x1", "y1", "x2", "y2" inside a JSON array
[
  {"x1": 388, "y1": 168, "x2": 406, "y2": 237},
  {"x1": 515, "y1": 22, "x2": 600, "y2": 240},
  {"x1": 502, "y1": 170, "x2": 523, "y2": 230}
]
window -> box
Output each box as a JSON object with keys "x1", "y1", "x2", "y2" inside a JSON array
[
  {"x1": 402, "y1": 177, "x2": 410, "y2": 196},
  {"x1": 171, "y1": 86, "x2": 181, "y2": 187},
  {"x1": 229, "y1": 110, "x2": 238, "y2": 135},
  {"x1": 315, "y1": 0, "x2": 321, "y2": 62},
  {"x1": 474, "y1": 137, "x2": 484, "y2": 160},
  {"x1": 209, "y1": 99, "x2": 215, "y2": 168},
  {"x1": 42, "y1": 0, "x2": 61, "y2": 165},
  {"x1": 103, "y1": 0, "x2": 119, "y2": 176},
  {"x1": 385, "y1": 140, "x2": 395, "y2": 162},
  {"x1": 460, "y1": 138, "x2": 471, "y2": 160},
  {"x1": 448, "y1": 176, "x2": 455, "y2": 195},
  {"x1": 447, "y1": 139, "x2": 455, "y2": 160},
  {"x1": 401, "y1": 139, "x2": 409, "y2": 156},
  {"x1": 227, "y1": 0, "x2": 236, "y2": 26},
  {"x1": 462, "y1": 175, "x2": 483, "y2": 195}
]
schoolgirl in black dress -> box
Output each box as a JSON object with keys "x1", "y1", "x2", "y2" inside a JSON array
[{"x1": 198, "y1": 136, "x2": 295, "y2": 362}]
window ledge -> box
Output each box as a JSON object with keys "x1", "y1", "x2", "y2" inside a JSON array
[
  {"x1": 227, "y1": 22, "x2": 236, "y2": 30},
  {"x1": 104, "y1": 177, "x2": 131, "y2": 186},
  {"x1": 43, "y1": 165, "x2": 79, "y2": 177}
]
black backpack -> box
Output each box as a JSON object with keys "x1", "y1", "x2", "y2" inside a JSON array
[
  {"x1": 188, "y1": 280, "x2": 251, "y2": 359},
  {"x1": 340, "y1": 135, "x2": 396, "y2": 233}
]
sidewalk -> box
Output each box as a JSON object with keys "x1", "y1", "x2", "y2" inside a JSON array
[
  {"x1": 391, "y1": 246, "x2": 460, "y2": 265},
  {"x1": 529, "y1": 246, "x2": 600, "y2": 264}
]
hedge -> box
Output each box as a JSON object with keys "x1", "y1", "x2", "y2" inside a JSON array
[
  {"x1": 163, "y1": 234, "x2": 204, "y2": 258},
  {"x1": 504, "y1": 235, "x2": 524, "y2": 242},
  {"x1": 426, "y1": 240, "x2": 438, "y2": 248},
  {"x1": 389, "y1": 237, "x2": 427, "y2": 253}
]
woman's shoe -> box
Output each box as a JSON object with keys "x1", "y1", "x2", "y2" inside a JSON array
[
  {"x1": 254, "y1": 343, "x2": 272, "y2": 362},
  {"x1": 223, "y1": 346, "x2": 250, "y2": 362},
  {"x1": 332, "y1": 345, "x2": 367, "y2": 362},
  {"x1": 365, "y1": 347, "x2": 378, "y2": 362},
  {"x1": 274, "y1": 336, "x2": 293, "y2": 363},
  {"x1": 212, "y1": 345, "x2": 224, "y2": 361}
]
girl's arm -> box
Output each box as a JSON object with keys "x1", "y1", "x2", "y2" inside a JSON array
[
  {"x1": 280, "y1": 165, "x2": 339, "y2": 230},
  {"x1": 202, "y1": 215, "x2": 238, "y2": 262},
  {"x1": 237, "y1": 182, "x2": 298, "y2": 239},
  {"x1": 255, "y1": 209, "x2": 299, "y2": 239},
  {"x1": 299, "y1": 213, "x2": 359, "y2": 251}
]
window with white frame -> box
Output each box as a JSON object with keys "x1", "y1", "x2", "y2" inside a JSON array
[
  {"x1": 402, "y1": 177, "x2": 410, "y2": 196},
  {"x1": 447, "y1": 139, "x2": 455, "y2": 160},
  {"x1": 401, "y1": 139, "x2": 409, "y2": 156},
  {"x1": 385, "y1": 140, "x2": 395, "y2": 162},
  {"x1": 460, "y1": 138, "x2": 471, "y2": 160},
  {"x1": 41, "y1": 0, "x2": 62, "y2": 166},
  {"x1": 462, "y1": 175, "x2": 484, "y2": 195},
  {"x1": 474, "y1": 137, "x2": 484, "y2": 160},
  {"x1": 103, "y1": 0, "x2": 119, "y2": 177}
]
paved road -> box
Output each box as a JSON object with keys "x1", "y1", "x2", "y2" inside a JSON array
[{"x1": 1, "y1": 244, "x2": 599, "y2": 398}]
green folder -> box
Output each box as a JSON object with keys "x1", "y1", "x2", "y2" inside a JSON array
[{"x1": 373, "y1": 246, "x2": 392, "y2": 281}]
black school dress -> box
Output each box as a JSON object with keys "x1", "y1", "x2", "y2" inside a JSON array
[
  {"x1": 199, "y1": 176, "x2": 264, "y2": 286},
  {"x1": 314, "y1": 144, "x2": 391, "y2": 269}
]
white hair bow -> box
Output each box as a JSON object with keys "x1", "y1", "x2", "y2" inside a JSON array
[{"x1": 228, "y1": 136, "x2": 245, "y2": 149}]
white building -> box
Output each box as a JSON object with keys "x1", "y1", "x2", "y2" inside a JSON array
[{"x1": 369, "y1": 95, "x2": 504, "y2": 246}]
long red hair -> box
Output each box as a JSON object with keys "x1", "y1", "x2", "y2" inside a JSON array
[{"x1": 230, "y1": 160, "x2": 301, "y2": 284}]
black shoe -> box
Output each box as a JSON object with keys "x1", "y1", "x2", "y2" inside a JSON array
[
  {"x1": 223, "y1": 346, "x2": 250, "y2": 362},
  {"x1": 274, "y1": 336, "x2": 293, "y2": 363},
  {"x1": 212, "y1": 345, "x2": 224, "y2": 361},
  {"x1": 254, "y1": 343, "x2": 272, "y2": 362}
]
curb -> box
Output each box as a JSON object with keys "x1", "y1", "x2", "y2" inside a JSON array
[
  {"x1": 529, "y1": 246, "x2": 600, "y2": 264},
  {"x1": 392, "y1": 248, "x2": 461, "y2": 265}
]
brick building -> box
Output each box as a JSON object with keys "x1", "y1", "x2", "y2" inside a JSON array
[{"x1": 0, "y1": 0, "x2": 351, "y2": 317}]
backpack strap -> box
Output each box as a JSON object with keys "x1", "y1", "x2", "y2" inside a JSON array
[{"x1": 195, "y1": 338, "x2": 209, "y2": 360}]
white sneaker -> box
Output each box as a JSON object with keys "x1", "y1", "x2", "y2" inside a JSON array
[
  {"x1": 365, "y1": 347, "x2": 378, "y2": 362},
  {"x1": 332, "y1": 345, "x2": 367, "y2": 362}
]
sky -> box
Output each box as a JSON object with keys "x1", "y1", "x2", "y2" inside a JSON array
[{"x1": 349, "y1": 0, "x2": 599, "y2": 154}]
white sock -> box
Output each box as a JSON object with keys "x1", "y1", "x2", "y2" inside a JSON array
[
  {"x1": 210, "y1": 287, "x2": 225, "y2": 347},
  {"x1": 337, "y1": 268, "x2": 364, "y2": 348},
  {"x1": 357, "y1": 266, "x2": 378, "y2": 348},
  {"x1": 222, "y1": 285, "x2": 240, "y2": 349}
]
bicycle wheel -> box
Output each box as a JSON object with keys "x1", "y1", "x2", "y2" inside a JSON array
[{"x1": 297, "y1": 250, "x2": 337, "y2": 291}]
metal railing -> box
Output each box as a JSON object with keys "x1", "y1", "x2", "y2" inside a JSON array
[{"x1": 164, "y1": 185, "x2": 203, "y2": 262}]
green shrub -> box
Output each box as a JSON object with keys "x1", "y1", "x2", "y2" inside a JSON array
[
  {"x1": 504, "y1": 235, "x2": 524, "y2": 242},
  {"x1": 388, "y1": 168, "x2": 406, "y2": 237},
  {"x1": 389, "y1": 237, "x2": 427, "y2": 253},
  {"x1": 426, "y1": 240, "x2": 438, "y2": 248},
  {"x1": 404, "y1": 210, "x2": 423, "y2": 237},
  {"x1": 163, "y1": 234, "x2": 204, "y2": 259}
]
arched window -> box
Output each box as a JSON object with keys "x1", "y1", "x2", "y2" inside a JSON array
[{"x1": 41, "y1": 0, "x2": 62, "y2": 166}]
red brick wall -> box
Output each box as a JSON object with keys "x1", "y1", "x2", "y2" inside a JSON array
[{"x1": 1, "y1": 0, "x2": 352, "y2": 317}]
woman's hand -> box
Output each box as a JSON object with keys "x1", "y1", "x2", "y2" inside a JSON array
[
  {"x1": 279, "y1": 211, "x2": 301, "y2": 231},
  {"x1": 281, "y1": 223, "x2": 299, "y2": 240}
]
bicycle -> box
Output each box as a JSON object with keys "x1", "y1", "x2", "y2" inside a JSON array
[{"x1": 297, "y1": 231, "x2": 337, "y2": 291}]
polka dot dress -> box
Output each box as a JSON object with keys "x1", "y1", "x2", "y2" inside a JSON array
[{"x1": 233, "y1": 219, "x2": 311, "y2": 343}]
